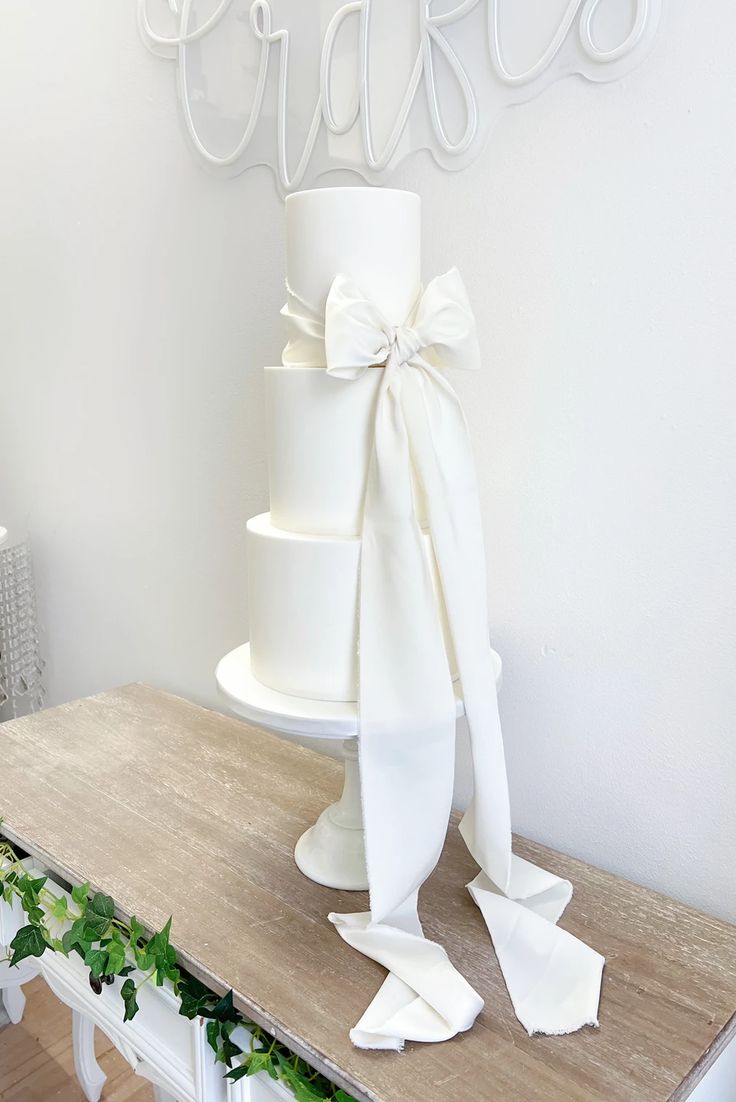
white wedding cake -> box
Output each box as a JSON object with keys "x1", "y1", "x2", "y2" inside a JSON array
[
  {"x1": 233, "y1": 185, "x2": 604, "y2": 1051},
  {"x1": 247, "y1": 187, "x2": 454, "y2": 703}
]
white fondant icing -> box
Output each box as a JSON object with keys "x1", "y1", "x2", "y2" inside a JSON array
[
  {"x1": 285, "y1": 188, "x2": 420, "y2": 326},
  {"x1": 247, "y1": 513, "x2": 455, "y2": 702},
  {"x1": 265, "y1": 365, "x2": 376, "y2": 535},
  {"x1": 266, "y1": 365, "x2": 428, "y2": 536}
]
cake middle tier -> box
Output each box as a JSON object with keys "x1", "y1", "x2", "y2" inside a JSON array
[
  {"x1": 265, "y1": 365, "x2": 427, "y2": 535},
  {"x1": 248, "y1": 513, "x2": 456, "y2": 702}
]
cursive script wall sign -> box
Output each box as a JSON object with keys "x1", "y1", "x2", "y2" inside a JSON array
[{"x1": 138, "y1": 0, "x2": 663, "y2": 195}]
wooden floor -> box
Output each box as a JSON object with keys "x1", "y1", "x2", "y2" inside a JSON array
[{"x1": 0, "y1": 978, "x2": 153, "y2": 1101}]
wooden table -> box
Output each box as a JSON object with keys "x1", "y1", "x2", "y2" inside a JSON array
[{"x1": 1, "y1": 684, "x2": 735, "y2": 1102}]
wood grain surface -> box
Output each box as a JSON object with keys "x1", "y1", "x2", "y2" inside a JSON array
[{"x1": 1, "y1": 684, "x2": 735, "y2": 1102}]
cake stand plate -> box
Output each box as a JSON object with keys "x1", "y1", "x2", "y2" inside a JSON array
[{"x1": 216, "y1": 643, "x2": 502, "y2": 891}]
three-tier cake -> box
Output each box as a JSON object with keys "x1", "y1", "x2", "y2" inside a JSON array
[{"x1": 247, "y1": 187, "x2": 454, "y2": 703}]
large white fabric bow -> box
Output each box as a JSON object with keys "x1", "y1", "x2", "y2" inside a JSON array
[{"x1": 282, "y1": 270, "x2": 604, "y2": 1049}]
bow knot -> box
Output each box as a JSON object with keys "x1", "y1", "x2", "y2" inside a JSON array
[
  {"x1": 321, "y1": 267, "x2": 481, "y2": 381},
  {"x1": 385, "y1": 323, "x2": 423, "y2": 369}
]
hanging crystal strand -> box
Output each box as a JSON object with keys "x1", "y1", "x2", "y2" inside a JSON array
[{"x1": 0, "y1": 529, "x2": 45, "y2": 721}]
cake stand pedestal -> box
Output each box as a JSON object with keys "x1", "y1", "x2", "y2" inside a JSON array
[{"x1": 216, "y1": 643, "x2": 502, "y2": 892}]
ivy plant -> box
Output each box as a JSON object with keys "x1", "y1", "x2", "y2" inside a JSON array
[{"x1": 0, "y1": 834, "x2": 357, "y2": 1102}]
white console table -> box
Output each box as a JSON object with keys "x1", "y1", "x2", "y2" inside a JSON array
[{"x1": 2, "y1": 684, "x2": 736, "y2": 1102}]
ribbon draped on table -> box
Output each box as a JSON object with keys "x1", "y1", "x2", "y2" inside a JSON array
[{"x1": 282, "y1": 270, "x2": 604, "y2": 1050}]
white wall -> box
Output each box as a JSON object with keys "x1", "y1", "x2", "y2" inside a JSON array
[{"x1": 1, "y1": 2, "x2": 734, "y2": 925}]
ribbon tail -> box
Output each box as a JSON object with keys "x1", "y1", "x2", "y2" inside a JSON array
[
  {"x1": 359, "y1": 359, "x2": 456, "y2": 925},
  {"x1": 468, "y1": 872, "x2": 604, "y2": 1036},
  {"x1": 288, "y1": 279, "x2": 605, "y2": 1043},
  {"x1": 329, "y1": 900, "x2": 483, "y2": 1049},
  {"x1": 333, "y1": 354, "x2": 474, "y2": 1050},
  {"x1": 401, "y1": 365, "x2": 513, "y2": 891},
  {"x1": 403, "y1": 364, "x2": 604, "y2": 1037}
]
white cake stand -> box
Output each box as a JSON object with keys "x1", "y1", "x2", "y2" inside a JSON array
[{"x1": 216, "y1": 643, "x2": 502, "y2": 891}]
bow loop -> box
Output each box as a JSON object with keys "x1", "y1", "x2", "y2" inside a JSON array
[{"x1": 412, "y1": 268, "x2": 481, "y2": 373}]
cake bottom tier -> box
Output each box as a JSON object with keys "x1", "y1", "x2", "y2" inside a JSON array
[{"x1": 247, "y1": 513, "x2": 457, "y2": 702}]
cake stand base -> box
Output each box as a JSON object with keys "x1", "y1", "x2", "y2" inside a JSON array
[
  {"x1": 216, "y1": 643, "x2": 502, "y2": 892},
  {"x1": 294, "y1": 740, "x2": 367, "y2": 890}
]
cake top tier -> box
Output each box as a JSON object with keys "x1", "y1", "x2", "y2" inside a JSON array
[{"x1": 285, "y1": 187, "x2": 421, "y2": 327}]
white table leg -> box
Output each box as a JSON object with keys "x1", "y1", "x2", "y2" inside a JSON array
[
  {"x1": 1, "y1": 863, "x2": 41, "y2": 1029},
  {"x1": 72, "y1": 1011, "x2": 107, "y2": 1102},
  {"x1": 2, "y1": 984, "x2": 26, "y2": 1025},
  {"x1": 0, "y1": 957, "x2": 37, "y2": 1026}
]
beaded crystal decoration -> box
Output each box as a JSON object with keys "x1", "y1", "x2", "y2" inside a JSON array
[{"x1": 0, "y1": 531, "x2": 45, "y2": 720}]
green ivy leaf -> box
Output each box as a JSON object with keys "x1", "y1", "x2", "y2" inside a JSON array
[
  {"x1": 63, "y1": 916, "x2": 94, "y2": 962},
  {"x1": 282, "y1": 1067, "x2": 328, "y2": 1102},
  {"x1": 146, "y1": 916, "x2": 172, "y2": 956},
  {"x1": 220, "y1": 1035, "x2": 242, "y2": 1068},
  {"x1": 51, "y1": 895, "x2": 69, "y2": 920},
  {"x1": 17, "y1": 874, "x2": 44, "y2": 900},
  {"x1": 177, "y1": 972, "x2": 212, "y2": 1017},
  {"x1": 121, "y1": 978, "x2": 139, "y2": 1022},
  {"x1": 145, "y1": 917, "x2": 174, "y2": 985},
  {"x1": 135, "y1": 949, "x2": 153, "y2": 970},
  {"x1": 205, "y1": 989, "x2": 238, "y2": 1023},
  {"x1": 129, "y1": 916, "x2": 145, "y2": 950},
  {"x1": 83, "y1": 909, "x2": 111, "y2": 938},
  {"x1": 85, "y1": 947, "x2": 110, "y2": 978},
  {"x1": 246, "y1": 1051, "x2": 277, "y2": 1078},
  {"x1": 335, "y1": 1092, "x2": 360, "y2": 1102},
  {"x1": 65, "y1": 917, "x2": 87, "y2": 946},
  {"x1": 206, "y1": 1019, "x2": 220, "y2": 1052},
  {"x1": 178, "y1": 990, "x2": 209, "y2": 1020},
  {"x1": 178, "y1": 973, "x2": 210, "y2": 1000},
  {"x1": 9, "y1": 925, "x2": 48, "y2": 966},
  {"x1": 106, "y1": 941, "x2": 126, "y2": 976},
  {"x1": 275, "y1": 1055, "x2": 334, "y2": 1098},
  {"x1": 225, "y1": 1064, "x2": 250, "y2": 1082},
  {"x1": 71, "y1": 882, "x2": 90, "y2": 908},
  {"x1": 88, "y1": 892, "x2": 115, "y2": 919}
]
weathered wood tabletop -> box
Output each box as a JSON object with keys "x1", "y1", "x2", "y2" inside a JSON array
[{"x1": 1, "y1": 684, "x2": 735, "y2": 1102}]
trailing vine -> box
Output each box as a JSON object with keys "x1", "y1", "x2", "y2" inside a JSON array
[{"x1": 0, "y1": 834, "x2": 357, "y2": 1102}]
